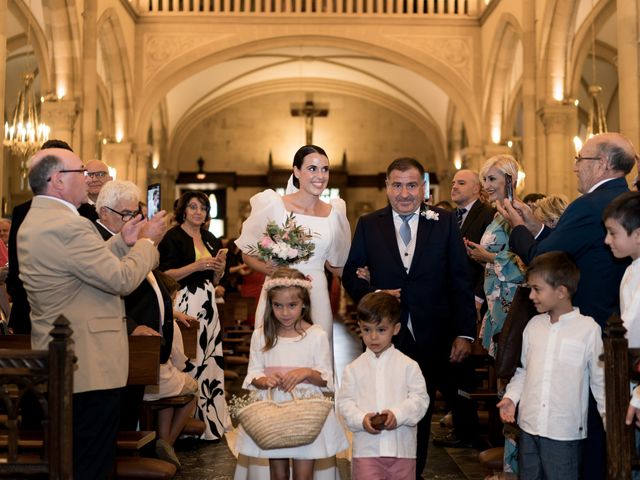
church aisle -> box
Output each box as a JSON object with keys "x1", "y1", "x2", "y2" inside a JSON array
[{"x1": 172, "y1": 320, "x2": 486, "y2": 479}]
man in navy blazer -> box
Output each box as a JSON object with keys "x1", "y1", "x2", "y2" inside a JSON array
[
  {"x1": 343, "y1": 158, "x2": 477, "y2": 478},
  {"x1": 498, "y1": 132, "x2": 635, "y2": 480}
]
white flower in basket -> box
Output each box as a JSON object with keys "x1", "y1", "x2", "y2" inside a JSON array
[{"x1": 231, "y1": 389, "x2": 333, "y2": 450}]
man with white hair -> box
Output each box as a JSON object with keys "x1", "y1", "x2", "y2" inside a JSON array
[{"x1": 18, "y1": 148, "x2": 166, "y2": 478}]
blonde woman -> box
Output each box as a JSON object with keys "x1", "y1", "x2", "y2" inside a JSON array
[{"x1": 532, "y1": 194, "x2": 569, "y2": 229}]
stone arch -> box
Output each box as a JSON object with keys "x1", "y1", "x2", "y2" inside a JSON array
[
  {"x1": 8, "y1": 1, "x2": 52, "y2": 93},
  {"x1": 168, "y1": 78, "x2": 447, "y2": 173},
  {"x1": 97, "y1": 8, "x2": 133, "y2": 142},
  {"x1": 133, "y1": 34, "x2": 482, "y2": 152},
  {"x1": 568, "y1": 0, "x2": 616, "y2": 99},
  {"x1": 42, "y1": 0, "x2": 80, "y2": 99},
  {"x1": 482, "y1": 13, "x2": 522, "y2": 145},
  {"x1": 537, "y1": 0, "x2": 581, "y2": 102}
]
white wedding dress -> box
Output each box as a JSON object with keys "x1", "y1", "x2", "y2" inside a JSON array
[
  {"x1": 236, "y1": 189, "x2": 351, "y2": 345},
  {"x1": 233, "y1": 189, "x2": 351, "y2": 480}
]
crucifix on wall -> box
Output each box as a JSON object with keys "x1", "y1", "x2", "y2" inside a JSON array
[{"x1": 290, "y1": 98, "x2": 329, "y2": 144}]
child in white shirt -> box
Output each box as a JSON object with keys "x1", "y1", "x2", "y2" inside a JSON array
[
  {"x1": 497, "y1": 252, "x2": 605, "y2": 480},
  {"x1": 603, "y1": 192, "x2": 640, "y2": 424},
  {"x1": 338, "y1": 292, "x2": 429, "y2": 480}
]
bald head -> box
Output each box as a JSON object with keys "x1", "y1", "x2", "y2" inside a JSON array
[
  {"x1": 85, "y1": 159, "x2": 113, "y2": 202},
  {"x1": 451, "y1": 169, "x2": 481, "y2": 207},
  {"x1": 575, "y1": 132, "x2": 637, "y2": 193},
  {"x1": 28, "y1": 148, "x2": 88, "y2": 207}
]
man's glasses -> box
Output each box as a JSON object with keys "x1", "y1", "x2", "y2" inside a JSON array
[
  {"x1": 104, "y1": 206, "x2": 140, "y2": 222},
  {"x1": 47, "y1": 169, "x2": 88, "y2": 182},
  {"x1": 87, "y1": 171, "x2": 109, "y2": 179},
  {"x1": 574, "y1": 155, "x2": 601, "y2": 164}
]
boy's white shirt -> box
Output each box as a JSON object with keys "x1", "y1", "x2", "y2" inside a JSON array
[
  {"x1": 620, "y1": 258, "x2": 640, "y2": 408},
  {"x1": 504, "y1": 308, "x2": 605, "y2": 441},
  {"x1": 337, "y1": 345, "x2": 429, "y2": 458}
]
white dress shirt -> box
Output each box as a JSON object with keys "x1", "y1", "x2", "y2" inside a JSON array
[
  {"x1": 504, "y1": 308, "x2": 605, "y2": 440},
  {"x1": 621, "y1": 258, "x2": 640, "y2": 348},
  {"x1": 337, "y1": 345, "x2": 429, "y2": 458}
]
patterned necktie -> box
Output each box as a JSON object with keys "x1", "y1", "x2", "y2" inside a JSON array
[
  {"x1": 456, "y1": 207, "x2": 467, "y2": 228},
  {"x1": 399, "y1": 213, "x2": 414, "y2": 246}
]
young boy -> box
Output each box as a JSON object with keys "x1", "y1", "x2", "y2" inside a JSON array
[
  {"x1": 337, "y1": 292, "x2": 429, "y2": 480},
  {"x1": 497, "y1": 252, "x2": 605, "y2": 480},
  {"x1": 602, "y1": 191, "x2": 640, "y2": 424}
]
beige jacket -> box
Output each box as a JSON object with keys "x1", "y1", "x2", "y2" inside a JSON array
[{"x1": 18, "y1": 196, "x2": 158, "y2": 393}]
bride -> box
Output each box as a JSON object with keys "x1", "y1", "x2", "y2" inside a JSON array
[{"x1": 233, "y1": 144, "x2": 351, "y2": 479}]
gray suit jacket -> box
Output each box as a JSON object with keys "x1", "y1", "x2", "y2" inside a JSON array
[{"x1": 18, "y1": 196, "x2": 158, "y2": 393}]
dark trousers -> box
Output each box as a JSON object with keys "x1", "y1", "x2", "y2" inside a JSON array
[
  {"x1": 396, "y1": 333, "x2": 446, "y2": 479},
  {"x1": 437, "y1": 359, "x2": 480, "y2": 443},
  {"x1": 581, "y1": 392, "x2": 606, "y2": 480},
  {"x1": 519, "y1": 431, "x2": 581, "y2": 480},
  {"x1": 73, "y1": 388, "x2": 122, "y2": 480}
]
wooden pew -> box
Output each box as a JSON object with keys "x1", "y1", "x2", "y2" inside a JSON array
[
  {"x1": 0, "y1": 315, "x2": 74, "y2": 478},
  {"x1": 603, "y1": 313, "x2": 640, "y2": 479}
]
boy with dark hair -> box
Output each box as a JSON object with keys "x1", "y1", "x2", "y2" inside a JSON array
[
  {"x1": 497, "y1": 252, "x2": 605, "y2": 480},
  {"x1": 338, "y1": 292, "x2": 429, "y2": 480},
  {"x1": 602, "y1": 192, "x2": 640, "y2": 424}
]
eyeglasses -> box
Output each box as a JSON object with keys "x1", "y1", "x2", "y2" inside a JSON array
[
  {"x1": 47, "y1": 168, "x2": 88, "y2": 182},
  {"x1": 574, "y1": 155, "x2": 601, "y2": 163},
  {"x1": 104, "y1": 206, "x2": 140, "y2": 222},
  {"x1": 87, "y1": 171, "x2": 109, "y2": 179}
]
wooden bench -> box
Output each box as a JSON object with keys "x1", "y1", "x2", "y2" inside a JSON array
[
  {"x1": 0, "y1": 315, "x2": 74, "y2": 478},
  {"x1": 603, "y1": 313, "x2": 640, "y2": 479}
]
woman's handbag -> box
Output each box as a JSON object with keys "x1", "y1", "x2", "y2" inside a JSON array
[{"x1": 237, "y1": 389, "x2": 333, "y2": 450}]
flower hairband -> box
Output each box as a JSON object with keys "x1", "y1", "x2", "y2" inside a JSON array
[{"x1": 263, "y1": 277, "x2": 313, "y2": 291}]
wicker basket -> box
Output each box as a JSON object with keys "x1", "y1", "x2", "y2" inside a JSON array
[{"x1": 237, "y1": 389, "x2": 333, "y2": 450}]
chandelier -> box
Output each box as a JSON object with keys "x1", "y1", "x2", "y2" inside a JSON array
[{"x1": 4, "y1": 71, "x2": 50, "y2": 158}]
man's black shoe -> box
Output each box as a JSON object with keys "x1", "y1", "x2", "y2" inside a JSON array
[{"x1": 432, "y1": 432, "x2": 474, "y2": 449}]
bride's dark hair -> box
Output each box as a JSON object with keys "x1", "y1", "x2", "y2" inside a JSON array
[{"x1": 292, "y1": 145, "x2": 328, "y2": 188}]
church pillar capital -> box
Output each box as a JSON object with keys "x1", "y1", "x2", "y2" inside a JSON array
[
  {"x1": 537, "y1": 103, "x2": 578, "y2": 196},
  {"x1": 41, "y1": 100, "x2": 78, "y2": 146}
]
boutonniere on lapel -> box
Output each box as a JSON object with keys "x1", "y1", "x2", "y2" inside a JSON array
[{"x1": 419, "y1": 203, "x2": 439, "y2": 221}]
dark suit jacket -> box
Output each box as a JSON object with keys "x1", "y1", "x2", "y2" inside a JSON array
[
  {"x1": 343, "y1": 205, "x2": 476, "y2": 357},
  {"x1": 509, "y1": 177, "x2": 630, "y2": 327},
  {"x1": 94, "y1": 219, "x2": 174, "y2": 362},
  {"x1": 158, "y1": 225, "x2": 222, "y2": 290},
  {"x1": 459, "y1": 200, "x2": 495, "y2": 300},
  {"x1": 7, "y1": 201, "x2": 31, "y2": 333}
]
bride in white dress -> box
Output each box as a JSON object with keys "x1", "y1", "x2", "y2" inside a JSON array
[{"x1": 234, "y1": 145, "x2": 351, "y2": 479}]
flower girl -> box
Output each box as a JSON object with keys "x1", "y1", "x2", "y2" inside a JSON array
[{"x1": 234, "y1": 267, "x2": 348, "y2": 480}]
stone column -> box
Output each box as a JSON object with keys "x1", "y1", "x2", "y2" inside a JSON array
[
  {"x1": 101, "y1": 142, "x2": 132, "y2": 182},
  {"x1": 81, "y1": 0, "x2": 97, "y2": 160},
  {"x1": 460, "y1": 145, "x2": 484, "y2": 172},
  {"x1": 41, "y1": 100, "x2": 77, "y2": 146},
  {"x1": 0, "y1": 0, "x2": 7, "y2": 213},
  {"x1": 538, "y1": 103, "x2": 578, "y2": 198},
  {"x1": 133, "y1": 143, "x2": 152, "y2": 194},
  {"x1": 616, "y1": 0, "x2": 640, "y2": 150},
  {"x1": 521, "y1": 0, "x2": 538, "y2": 194}
]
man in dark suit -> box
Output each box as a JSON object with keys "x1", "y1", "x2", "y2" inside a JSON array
[
  {"x1": 431, "y1": 169, "x2": 496, "y2": 449},
  {"x1": 343, "y1": 157, "x2": 477, "y2": 478},
  {"x1": 498, "y1": 132, "x2": 635, "y2": 480}
]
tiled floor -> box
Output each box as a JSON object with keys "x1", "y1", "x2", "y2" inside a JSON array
[{"x1": 173, "y1": 321, "x2": 489, "y2": 479}]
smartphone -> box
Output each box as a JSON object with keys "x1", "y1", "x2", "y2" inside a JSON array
[
  {"x1": 504, "y1": 173, "x2": 514, "y2": 202},
  {"x1": 423, "y1": 172, "x2": 430, "y2": 200},
  {"x1": 147, "y1": 183, "x2": 161, "y2": 219}
]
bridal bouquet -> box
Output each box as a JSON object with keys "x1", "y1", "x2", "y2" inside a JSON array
[{"x1": 247, "y1": 213, "x2": 316, "y2": 266}]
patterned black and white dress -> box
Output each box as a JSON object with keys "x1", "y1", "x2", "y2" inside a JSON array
[{"x1": 159, "y1": 226, "x2": 231, "y2": 440}]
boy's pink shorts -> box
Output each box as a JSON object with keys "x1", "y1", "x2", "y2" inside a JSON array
[{"x1": 351, "y1": 456, "x2": 416, "y2": 480}]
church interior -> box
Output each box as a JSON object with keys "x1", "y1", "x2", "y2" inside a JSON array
[{"x1": 2, "y1": 0, "x2": 639, "y2": 478}]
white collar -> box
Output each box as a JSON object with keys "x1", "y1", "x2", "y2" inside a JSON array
[{"x1": 37, "y1": 195, "x2": 78, "y2": 215}]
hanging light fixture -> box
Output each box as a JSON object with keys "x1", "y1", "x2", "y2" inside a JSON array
[
  {"x1": 4, "y1": 71, "x2": 50, "y2": 157},
  {"x1": 585, "y1": 10, "x2": 607, "y2": 138}
]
